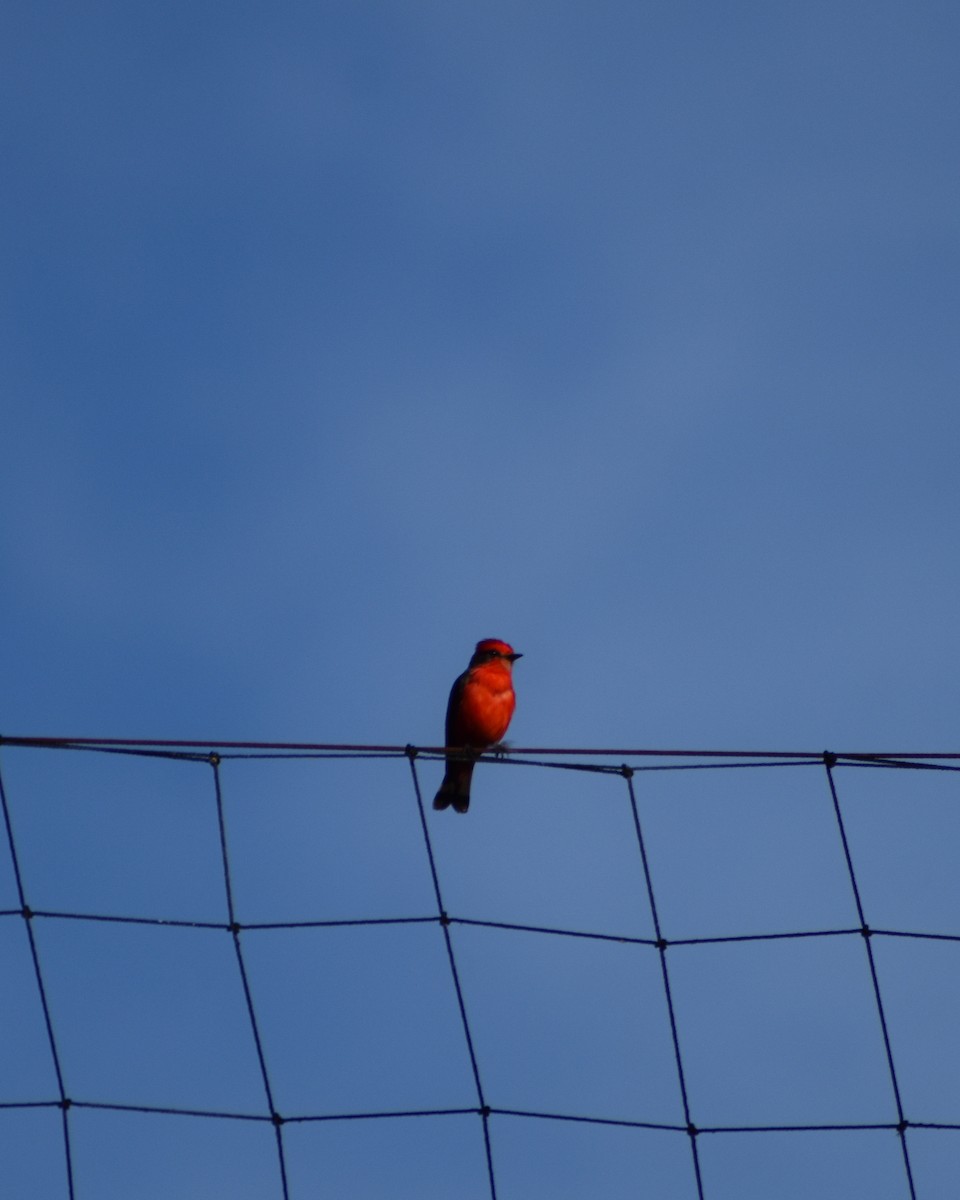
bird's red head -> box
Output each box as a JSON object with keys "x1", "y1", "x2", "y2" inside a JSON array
[{"x1": 470, "y1": 638, "x2": 522, "y2": 666}]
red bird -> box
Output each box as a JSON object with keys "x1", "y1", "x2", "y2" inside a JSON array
[{"x1": 433, "y1": 639, "x2": 522, "y2": 813}]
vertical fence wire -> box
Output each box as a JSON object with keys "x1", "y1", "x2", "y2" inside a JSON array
[
  {"x1": 406, "y1": 747, "x2": 498, "y2": 1200},
  {"x1": 0, "y1": 752, "x2": 76, "y2": 1200},
  {"x1": 211, "y1": 754, "x2": 290, "y2": 1199},
  {"x1": 823, "y1": 754, "x2": 917, "y2": 1200},
  {"x1": 623, "y1": 766, "x2": 705, "y2": 1199}
]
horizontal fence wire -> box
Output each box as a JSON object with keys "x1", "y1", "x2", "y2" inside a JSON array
[
  {"x1": 0, "y1": 737, "x2": 957, "y2": 1199},
  {"x1": 4, "y1": 734, "x2": 960, "y2": 760}
]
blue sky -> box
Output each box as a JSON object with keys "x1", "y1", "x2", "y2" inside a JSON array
[{"x1": 1, "y1": 3, "x2": 959, "y2": 1197}]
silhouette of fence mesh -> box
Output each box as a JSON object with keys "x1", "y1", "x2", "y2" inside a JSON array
[{"x1": 1, "y1": 736, "x2": 958, "y2": 1198}]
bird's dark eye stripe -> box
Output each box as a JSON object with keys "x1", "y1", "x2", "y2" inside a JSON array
[{"x1": 475, "y1": 646, "x2": 513, "y2": 662}]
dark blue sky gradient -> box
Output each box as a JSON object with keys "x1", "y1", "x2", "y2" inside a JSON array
[{"x1": 2, "y1": 4, "x2": 958, "y2": 1196}]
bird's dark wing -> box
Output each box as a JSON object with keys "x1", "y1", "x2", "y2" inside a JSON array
[{"x1": 444, "y1": 668, "x2": 470, "y2": 749}]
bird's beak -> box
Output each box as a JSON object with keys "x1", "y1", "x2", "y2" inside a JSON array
[{"x1": 508, "y1": 652, "x2": 523, "y2": 661}]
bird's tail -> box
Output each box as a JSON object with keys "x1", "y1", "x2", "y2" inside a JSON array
[{"x1": 433, "y1": 758, "x2": 476, "y2": 813}]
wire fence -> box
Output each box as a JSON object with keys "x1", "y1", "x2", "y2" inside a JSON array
[{"x1": 0, "y1": 736, "x2": 958, "y2": 1198}]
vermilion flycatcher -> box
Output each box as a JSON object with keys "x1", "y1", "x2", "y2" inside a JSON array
[{"x1": 433, "y1": 639, "x2": 522, "y2": 813}]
